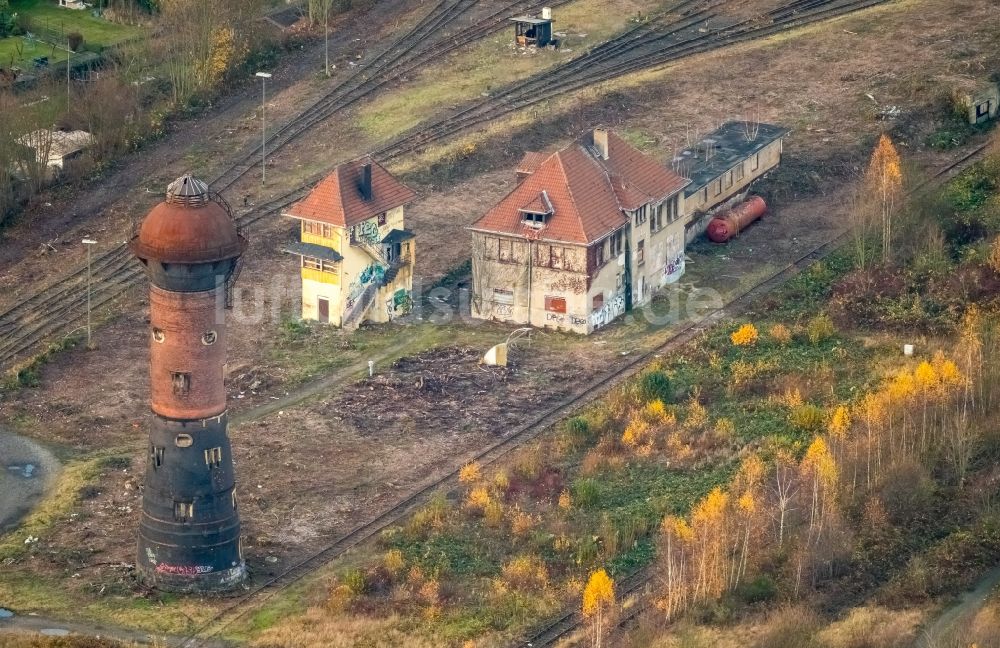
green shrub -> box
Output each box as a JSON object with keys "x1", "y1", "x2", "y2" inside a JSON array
[
  {"x1": 791, "y1": 404, "x2": 826, "y2": 432},
  {"x1": 341, "y1": 567, "x2": 368, "y2": 595},
  {"x1": 807, "y1": 314, "x2": 836, "y2": 345},
  {"x1": 637, "y1": 369, "x2": 672, "y2": 404},
  {"x1": 571, "y1": 478, "x2": 601, "y2": 508},
  {"x1": 564, "y1": 416, "x2": 594, "y2": 446},
  {"x1": 739, "y1": 575, "x2": 778, "y2": 604}
]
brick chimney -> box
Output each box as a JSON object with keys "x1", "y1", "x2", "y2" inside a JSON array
[
  {"x1": 360, "y1": 162, "x2": 373, "y2": 201},
  {"x1": 593, "y1": 128, "x2": 609, "y2": 160}
]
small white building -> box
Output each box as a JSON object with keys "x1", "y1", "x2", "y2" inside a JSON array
[{"x1": 17, "y1": 129, "x2": 95, "y2": 173}]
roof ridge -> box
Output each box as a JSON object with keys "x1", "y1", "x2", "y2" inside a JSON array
[{"x1": 551, "y1": 150, "x2": 589, "y2": 244}]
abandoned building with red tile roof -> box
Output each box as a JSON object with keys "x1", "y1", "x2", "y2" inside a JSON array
[
  {"x1": 282, "y1": 157, "x2": 417, "y2": 329},
  {"x1": 469, "y1": 128, "x2": 690, "y2": 334}
]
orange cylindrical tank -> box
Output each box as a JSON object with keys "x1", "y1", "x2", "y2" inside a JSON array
[{"x1": 707, "y1": 196, "x2": 767, "y2": 243}]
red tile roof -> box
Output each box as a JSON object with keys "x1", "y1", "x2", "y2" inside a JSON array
[
  {"x1": 584, "y1": 130, "x2": 690, "y2": 210},
  {"x1": 471, "y1": 131, "x2": 689, "y2": 245},
  {"x1": 284, "y1": 156, "x2": 417, "y2": 227},
  {"x1": 515, "y1": 151, "x2": 548, "y2": 176}
]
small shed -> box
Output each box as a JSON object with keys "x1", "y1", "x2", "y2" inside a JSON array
[
  {"x1": 964, "y1": 82, "x2": 999, "y2": 125},
  {"x1": 511, "y1": 15, "x2": 554, "y2": 48},
  {"x1": 17, "y1": 129, "x2": 95, "y2": 172}
]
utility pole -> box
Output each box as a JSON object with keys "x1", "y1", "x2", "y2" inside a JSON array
[
  {"x1": 82, "y1": 238, "x2": 97, "y2": 348},
  {"x1": 255, "y1": 72, "x2": 271, "y2": 185}
]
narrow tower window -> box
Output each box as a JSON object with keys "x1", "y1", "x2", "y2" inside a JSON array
[
  {"x1": 171, "y1": 372, "x2": 190, "y2": 396},
  {"x1": 150, "y1": 445, "x2": 164, "y2": 468},
  {"x1": 232, "y1": 491, "x2": 238, "y2": 511},
  {"x1": 205, "y1": 447, "x2": 223, "y2": 468},
  {"x1": 173, "y1": 501, "x2": 194, "y2": 522}
]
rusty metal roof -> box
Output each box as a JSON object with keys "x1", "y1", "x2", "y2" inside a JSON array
[{"x1": 130, "y1": 176, "x2": 245, "y2": 264}]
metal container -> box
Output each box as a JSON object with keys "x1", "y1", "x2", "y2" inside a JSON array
[{"x1": 707, "y1": 195, "x2": 767, "y2": 243}]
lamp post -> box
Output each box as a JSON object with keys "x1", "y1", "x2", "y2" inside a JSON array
[
  {"x1": 82, "y1": 238, "x2": 97, "y2": 348},
  {"x1": 255, "y1": 72, "x2": 272, "y2": 185}
]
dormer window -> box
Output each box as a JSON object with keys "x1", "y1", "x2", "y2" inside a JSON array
[{"x1": 519, "y1": 190, "x2": 554, "y2": 229}]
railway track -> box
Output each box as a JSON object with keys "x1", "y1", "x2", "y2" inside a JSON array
[
  {"x1": 0, "y1": 0, "x2": 950, "y2": 372},
  {"x1": 514, "y1": 139, "x2": 994, "y2": 648},
  {"x1": 0, "y1": 0, "x2": 567, "y2": 369},
  {"x1": 177, "y1": 139, "x2": 992, "y2": 648},
  {"x1": 211, "y1": 0, "x2": 575, "y2": 195}
]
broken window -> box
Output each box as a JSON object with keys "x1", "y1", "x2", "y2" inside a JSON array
[
  {"x1": 171, "y1": 372, "x2": 190, "y2": 396},
  {"x1": 205, "y1": 447, "x2": 223, "y2": 468},
  {"x1": 593, "y1": 293, "x2": 604, "y2": 310},
  {"x1": 202, "y1": 330, "x2": 217, "y2": 346},
  {"x1": 636, "y1": 240, "x2": 645, "y2": 265},
  {"x1": 151, "y1": 328, "x2": 165, "y2": 343},
  {"x1": 174, "y1": 501, "x2": 194, "y2": 522},
  {"x1": 544, "y1": 296, "x2": 567, "y2": 313},
  {"x1": 595, "y1": 241, "x2": 606, "y2": 267},
  {"x1": 150, "y1": 445, "x2": 164, "y2": 469},
  {"x1": 378, "y1": 213, "x2": 387, "y2": 227}
]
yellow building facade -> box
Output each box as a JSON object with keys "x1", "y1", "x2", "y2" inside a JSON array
[{"x1": 282, "y1": 158, "x2": 417, "y2": 330}]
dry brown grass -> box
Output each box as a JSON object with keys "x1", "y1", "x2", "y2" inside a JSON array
[
  {"x1": 816, "y1": 606, "x2": 922, "y2": 648},
  {"x1": 251, "y1": 607, "x2": 442, "y2": 647}
]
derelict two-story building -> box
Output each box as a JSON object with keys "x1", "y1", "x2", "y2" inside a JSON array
[
  {"x1": 468, "y1": 129, "x2": 690, "y2": 334},
  {"x1": 281, "y1": 157, "x2": 417, "y2": 329}
]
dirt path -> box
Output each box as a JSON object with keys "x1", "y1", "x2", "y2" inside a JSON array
[
  {"x1": 913, "y1": 566, "x2": 1000, "y2": 648},
  {"x1": 0, "y1": 610, "x2": 231, "y2": 647},
  {"x1": 0, "y1": 427, "x2": 59, "y2": 533}
]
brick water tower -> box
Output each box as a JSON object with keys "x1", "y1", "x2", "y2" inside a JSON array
[{"x1": 130, "y1": 175, "x2": 247, "y2": 592}]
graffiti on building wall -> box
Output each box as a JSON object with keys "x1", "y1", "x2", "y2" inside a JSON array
[
  {"x1": 662, "y1": 234, "x2": 685, "y2": 284},
  {"x1": 351, "y1": 219, "x2": 380, "y2": 246},
  {"x1": 386, "y1": 289, "x2": 413, "y2": 320},
  {"x1": 346, "y1": 263, "x2": 386, "y2": 310},
  {"x1": 494, "y1": 303, "x2": 513, "y2": 318},
  {"x1": 590, "y1": 294, "x2": 626, "y2": 330},
  {"x1": 548, "y1": 274, "x2": 586, "y2": 294},
  {"x1": 155, "y1": 563, "x2": 214, "y2": 575}
]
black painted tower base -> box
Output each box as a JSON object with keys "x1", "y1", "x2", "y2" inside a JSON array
[{"x1": 137, "y1": 413, "x2": 246, "y2": 593}]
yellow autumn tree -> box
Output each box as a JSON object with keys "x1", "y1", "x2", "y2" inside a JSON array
[
  {"x1": 582, "y1": 569, "x2": 616, "y2": 648},
  {"x1": 690, "y1": 487, "x2": 729, "y2": 601},
  {"x1": 865, "y1": 134, "x2": 904, "y2": 264},
  {"x1": 801, "y1": 437, "x2": 838, "y2": 542},
  {"x1": 658, "y1": 515, "x2": 693, "y2": 620}
]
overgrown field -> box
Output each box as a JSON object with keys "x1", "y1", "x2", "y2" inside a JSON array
[{"x1": 239, "y1": 138, "x2": 1000, "y2": 647}]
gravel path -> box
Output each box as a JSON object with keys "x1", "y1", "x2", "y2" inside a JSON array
[{"x1": 0, "y1": 427, "x2": 60, "y2": 532}]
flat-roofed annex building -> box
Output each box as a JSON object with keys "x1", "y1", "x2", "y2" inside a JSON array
[
  {"x1": 469, "y1": 128, "x2": 690, "y2": 334},
  {"x1": 675, "y1": 121, "x2": 790, "y2": 242},
  {"x1": 282, "y1": 157, "x2": 417, "y2": 329}
]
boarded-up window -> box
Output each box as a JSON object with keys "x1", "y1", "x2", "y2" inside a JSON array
[
  {"x1": 593, "y1": 293, "x2": 604, "y2": 310},
  {"x1": 551, "y1": 246, "x2": 564, "y2": 269},
  {"x1": 174, "y1": 501, "x2": 194, "y2": 522},
  {"x1": 499, "y1": 238, "x2": 513, "y2": 262},
  {"x1": 493, "y1": 288, "x2": 514, "y2": 304},
  {"x1": 545, "y1": 296, "x2": 567, "y2": 313},
  {"x1": 171, "y1": 372, "x2": 190, "y2": 396}
]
